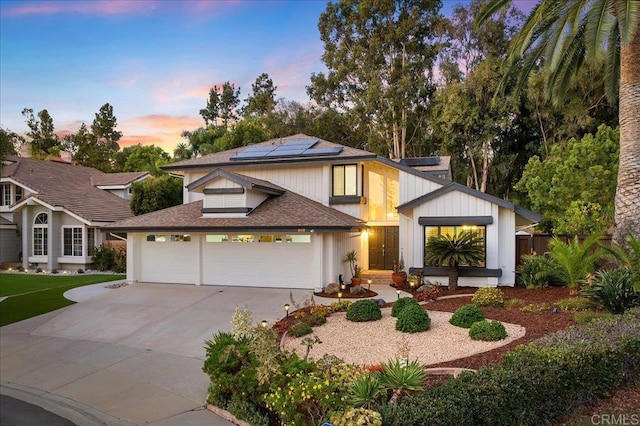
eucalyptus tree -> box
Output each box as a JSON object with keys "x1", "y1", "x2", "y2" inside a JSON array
[
  {"x1": 307, "y1": 0, "x2": 443, "y2": 159},
  {"x1": 478, "y1": 0, "x2": 640, "y2": 242}
]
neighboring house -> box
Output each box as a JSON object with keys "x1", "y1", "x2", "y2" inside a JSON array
[
  {"x1": 0, "y1": 155, "x2": 149, "y2": 269},
  {"x1": 106, "y1": 134, "x2": 541, "y2": 289}
]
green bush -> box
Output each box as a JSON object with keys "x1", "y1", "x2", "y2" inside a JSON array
[
  {"x1": 330, "y1": 408, "x2": 382, "y2": 426},
  {"x1": 574, "y1": 311, "x2": 613, "y2": 325},
  {"x1": 520, "y1": 302, "x2": 551, "y2": 312},
  {"x1": 579, "y1": 268, "x2": 640, "y2": 314},
  {"x1": 504, "y1": 298, "x2": 524, "y2": 308},
  {"x1": 449, "y1": 304, "x2": 485, "y2": 328},
  {"x1": 92, "y1": 245, "x2": 126, "y2": 273},
  {"x1": 391, "y1": 297, "x2": 419, "y2": 317},
  {"x1": 288, "y1": 322, "x2": 313, "y2": 337},
  {"x1": 306, "y1": 313, "x2": 327, "y2": 327},
  {"x1": 469, "y1": 320, "x2": 507, "y2": 341},
  {"x1": 517, "y1": 254, "x2": 561, "y2": 288},
  {"x1": 396, "y1": 303, "x2": 431, "y2": 333},
  {"x1": 347, "y1": 300, "x2": 382, "y2": 322},
  {"x1": 331, "y1": 300, "x2": 352, "y2": 311},
  {"x1": 555, "y1": 296, "x2": 597, "y2": 311},
  {"x1": 471, "y1": 287, "x2": 504, "y2": 307},
  {"x1": 382, "y1": 310, "x2": 640, "y2": 426}
]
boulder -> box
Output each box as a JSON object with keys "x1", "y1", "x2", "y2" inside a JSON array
[
  {"x1": 350, "y1": 285, "x2": 366, "y2": 295},
  {"x1": 325, "y1": 283, "x2": 339, "y2": 294},
  {"x1": 372, "y1": 298, "x2": 387, "y2": 307}
]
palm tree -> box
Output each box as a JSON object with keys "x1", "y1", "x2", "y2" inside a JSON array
[
  {"x1": 478, "y1": 1, "x2": 640, "y2": 243},
  {"x1": 425, "y1": 231, "x2": 485, "y2": 290},
  {"x1": 546, "y1": 234, "x2": 604, "y2": 290}
]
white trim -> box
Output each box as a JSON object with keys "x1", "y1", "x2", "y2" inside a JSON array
[
  {"x1": 0, "y1": 177, "x2": 37, "y2": 195},
  {"x1": 61, "y1": 225, "x2": 84, "y2": 257},
  {"x1": 11, "y1": 197, "x2": 93, "y2": 226},
  {"x1": 57, "y1": 256, "x2": 92, "y2": 264}
]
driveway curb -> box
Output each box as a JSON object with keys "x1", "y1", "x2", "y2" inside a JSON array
[{"x1": 0, "y1": 382, "x2": 135, "y2": 426}]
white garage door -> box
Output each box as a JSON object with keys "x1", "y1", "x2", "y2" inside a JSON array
[
  {"x1": 140, "y1": 234, "x2": 197, "y2": 284},
  {"x1": 202, "y1": 233, "x2": 315, "y2": 289}
]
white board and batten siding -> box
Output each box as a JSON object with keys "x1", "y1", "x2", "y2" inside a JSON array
[{"x1": 399, "y1": 171, "x2": 443, "y2": 205}]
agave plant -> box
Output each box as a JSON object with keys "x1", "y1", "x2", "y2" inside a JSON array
[
  {"x1": 378, "y1": 359, "x2": 427, "y2": 405},
  {"x1": 425, "y1": 231, "x2": 484, "y2": 290},
  {"x1": 349, "y1": 375, "x2": 384, "y2": 409}
]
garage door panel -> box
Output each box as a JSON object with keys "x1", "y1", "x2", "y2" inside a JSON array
[{"x1": 140, "y1": 240, "x2": 196, "y2": 284}]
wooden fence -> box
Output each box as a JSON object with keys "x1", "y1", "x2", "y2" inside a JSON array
[{"x1": 515, "y1": 234, "x2": 612, "y2": 267}]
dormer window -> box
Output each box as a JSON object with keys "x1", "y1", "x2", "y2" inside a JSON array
[{"x1": 332, "y1": 164, "x2": 358, "y2": 196}]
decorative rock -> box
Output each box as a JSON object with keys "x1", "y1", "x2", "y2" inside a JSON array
[
  {"x1": 350, "y1": 285, "x2": 366, "y2": 295},
  {"x1": 416, "y1": 284, "x2": 434, "y2": 293},
  {"x1": 372, "y1": 298, "x2": 387, "y2": 307},
  {"x1": 325, "y1": 283, "x2": 339, "y2": 294}
]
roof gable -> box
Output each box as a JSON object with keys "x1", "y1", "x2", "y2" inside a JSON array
[{"x1": 186, "y1": 169, "x2": 285, "y2": 195}]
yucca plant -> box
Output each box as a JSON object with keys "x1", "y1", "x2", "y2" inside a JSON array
[
  {"x1": 425, "y1": 231, "x2": 484, "y2": 290},
  {"x1": 349, "y1": 375, "x2": 384, "y2": 409},
  {"x1": 546, "y1": 234, "x2": 604, "y2": 290},
  {"x1": 378, "y1": 359, "x2": 427, "y2": 405}
]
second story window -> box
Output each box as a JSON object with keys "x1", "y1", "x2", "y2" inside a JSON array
[
  {"x1": 332, "y1": 164, "x2": 358, "y2": 196},
  {"x1": 1, "y1": 184, "x2": 10, "y2": 206}
]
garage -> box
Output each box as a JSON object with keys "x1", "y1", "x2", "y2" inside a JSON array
[{"x1": 139, "y1": 233, "x2": 197, "y2": 284}]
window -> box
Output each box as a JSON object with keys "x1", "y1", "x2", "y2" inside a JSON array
[
  {"x1": 332, "y1": 164, "x2": 358, "y2": 196},
  {"x1": 63, "y1": 227, "x2": 83, "y2": 256},
  {"x1": 368, "y1": 171, "x2": 399, "y2": 221},
  {"x1": 424, "y1": 225, "x2": 486, "y2": 267},
  {"x1": 15, "y1": 186, "x2": 23, "y2": 202},
  {"x1": 146, "y1": 234, "x2": 166, "y2": 242},
  {"x1": 1, "y1": 184, "x2": 10, "y2": 206},
  {"x1": 87, "y1": 228, "x2": 96, "y2": 256},
  {"x1": 33, "y1": 213, "x2": 48, "y2": 256},
  {"x1": 171, "y1": 234, "x2": 191, "y2": 242},
  {"x1": 206, "y1": 235, "x2": 228, "y2": 243},
  {"x1": 231, "y1": 235, "x2": 256, "y2": 243}
]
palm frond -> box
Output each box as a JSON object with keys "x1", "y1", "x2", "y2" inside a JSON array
[
  {"x1": 547, "y1": 23, "x2": 586, "y2": 102},
  {"x1": 476, "y1": 0, "x2": 511, "y2": 25},
  {"x1": 616, "y1": 0, "x2": 640, "y2": 44},
  {"x1": 585, "y1": 0, "x2": 615, "y2": 61},
  {"x1": 605, "y1": 24, "x2": 620, "y2": 102}
]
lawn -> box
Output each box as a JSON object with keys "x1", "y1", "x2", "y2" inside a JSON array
[{"x1": 0, "y1": 273, "x2": 125, "y2": 327}]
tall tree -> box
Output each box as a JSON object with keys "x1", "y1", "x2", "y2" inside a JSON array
[
  {"x1": 200, "y1": 88, "x2": 220, "y2": 126},
  {"x1": 21, "y1": 108, "x2": 59, "y2": 158},
  {"x1": 0, "y1": 127, "x2": 21, "y2": 167},
  {"x1": 114, "y1": 144, "x2": 171, "y2": 176},
  {"x1": 73, "y1": 103, "x2": 122, "y2": 171},
  {"x1": 219, "y1": 81, "x2": 241, "y2": 129},
  {"x1": 478, "y1": 0, "x2": 640, "y2": 242},
  {"x1": 244, "y1": 73, "x2": 277, "y2": 117},
  {"x1": 307, "y1": 0, "x2": 443, "y2": 159},
  {"x1": 130, "y1": 175, "x2": 183, "y2": 216}
]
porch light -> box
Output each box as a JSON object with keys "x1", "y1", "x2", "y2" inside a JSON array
[
  {"x1": 260, "y1": 320, "x2": 268, "y2": 328},
  {"x1": 284, "y1": 304, "x2": 290, "y2": 317},
  {"x1": 338, "y1": 292, "x2": 342, "y2": 303},
  {"x1": 367, "y1": 279, "x2": 372, "y2": 290},
  {"x1": 396, "y1": 289, "x2": 401, "y2": 300}
]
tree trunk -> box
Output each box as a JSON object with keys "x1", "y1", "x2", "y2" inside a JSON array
[
  {"x1": 448, "y1": 264, "x2": 459, "y2": 291},
  {"x1": 614, "y1": 13, "x2": 640, "y2": 243}
]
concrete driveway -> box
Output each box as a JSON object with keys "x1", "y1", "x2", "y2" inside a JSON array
[{"x1": 0, "y1": 283, "x2": 316, "y2": 425}]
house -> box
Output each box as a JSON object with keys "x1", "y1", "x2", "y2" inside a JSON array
[
  {"x1": 105, "y1": 134, "x2": 540, "y2": 289},
  {"x1": 0, "y1": 155, "x2": 149, "y2": 269}
]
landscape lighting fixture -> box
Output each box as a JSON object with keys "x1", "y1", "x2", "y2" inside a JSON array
[
  {"x1": 284, "y1": 303, "x2": 290, "y2": 317},
  {"x1": 338, "y1": 292, "x2": 342, "y2": 303},
  {"x1": 396, "y1": 289, "x2": 401, "y2": 300},
  {"x1": 367, "y1": 279, "x2": 372, "y2": 290},
  {"x1": 260, "y1": 320, "x2": 268, "y2": 328}
]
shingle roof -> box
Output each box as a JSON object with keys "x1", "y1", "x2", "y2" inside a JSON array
[
  {"x1": 92, "y1": 172, "x2": 149, "y2": 186},
  {"x1": 163, "y1": 134, "x2": 376, "y2": 171},
  {"x1": 2, "y1": 156, "x2": 134, "y2": 223},
  {"x1": 105, "y1": 190, "x2": 365, "y2": 232}
]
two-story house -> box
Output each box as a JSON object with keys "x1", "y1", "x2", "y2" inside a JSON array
[
  {"x1": 0, "y1": 155, "x2": 149, "y2": 270},
  {"x1": 105, "y1": 134, "x2": 540, "y2": 289}
]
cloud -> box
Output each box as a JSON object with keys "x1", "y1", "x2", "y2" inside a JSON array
[
  {"x1": 119, "y1": 135, "x2": 164, "y2": 148},
  {"x1": 118, "y1": 114, "x2": 203, "y2": 152},
  {"x1": 2, "y1": 0, "x2": 158, "y2": 17}
]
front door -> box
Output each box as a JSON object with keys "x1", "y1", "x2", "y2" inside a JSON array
[{"x1": 369, "y1": 226, "x2": 399, "y2": 270}]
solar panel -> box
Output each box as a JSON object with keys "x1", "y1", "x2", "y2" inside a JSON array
[
  {"x1": 230, "y1": 139, "x2": 343, "y2": 161},
  {"x1": 399, "y1": 157, "x2": 440, "y2": 167},
  {"x1": 301, "y1": 147, "x2": 343, "y2": 156},
  {"x1": 280, "y1": 139, "x2": 318, "y2": 148}
]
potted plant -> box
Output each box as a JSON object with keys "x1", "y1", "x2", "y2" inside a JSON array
[
  {"x1": 391, "y1": 252, "x2": 407, "y2": 286},
  {"x1": 343, "y1": 250, "x2": 362, "y2": 286}
]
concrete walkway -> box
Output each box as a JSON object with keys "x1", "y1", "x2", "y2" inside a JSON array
[{"x1": 0, "y1": 283, "x2": 408, "y2": 425}]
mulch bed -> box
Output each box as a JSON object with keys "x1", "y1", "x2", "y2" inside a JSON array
[{"x1": 313, "y1": 288, "x2": 379, "y2": 299}]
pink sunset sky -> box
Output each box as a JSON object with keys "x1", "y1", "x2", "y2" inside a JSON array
[{"x1": 0, "y1": 0, "x2": 537, "y2": 154}]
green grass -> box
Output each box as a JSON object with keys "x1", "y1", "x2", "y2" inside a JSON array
[{"x1": 0, "y1": 273, "x2": 125, "y2": 327}]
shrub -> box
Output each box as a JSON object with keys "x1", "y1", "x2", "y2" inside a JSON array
[
  {"x1": 306, "y1": 313, "x2": 327, "y2": 327},
  {"x1": 520, "y1": 302, "x2": 551, "y2": 312},
  {"x1": 554, "y1": 296, "x2": 597, "y2": 311},
  {"x1": 449, "y1": 304, "x2": 485, "y2": 328},
  {"x1": 349, "y1": 375, "x2": 384, "y2": 409},
  {"x1": 391, "y1": 297, "x2": 419, "y2": 317},
  {"x1": 574, "y1": 311, "x2": 613, "y2": 325},
  {"x1": 51, "y1": 269, "x2": 58, "y2": 274},
  {"x1": 396, "y1": 303, "x2": 431, "y2": 333},
  {"x1": 77, "y1": 268, "x2": 84, "y2": 274},
  {"x1": 471, "y1": 287, "x2": 504, "y2": 307},
  {"x1": 330, "y1": 408, "x2": 382, "y2": 426},
  {"x1": 469, "y1": 320, "x2": 507, "y2": 341},
  {"x1": 382, "y1": 311, "x2": 640, "y2": 426},
  {"x1": 579, "y1": 268, "x2": 640, "y2": 314},
  {"x1": 288, "y1": 322, "x2": 313, "y2": 337},
  {"x1": 309, "y1": 305, "x2": 332, "y2": 317},
  {"x1": 504, "y1": 298, "x2": 524, "y2": 308},
  {"x1": 331, "y1": 300, "x2": 351, "y2": 311},
  {"x1": 36, "y1": 267, "x2": 43, "y2": 273},
  {"x1": 517, "y1": 254, "x2": 561, "y2": 288},
  {"x1": 347, "y1": 300, "x2": 382, "y2": 322}
]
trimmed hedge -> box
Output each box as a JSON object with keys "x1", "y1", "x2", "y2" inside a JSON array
[
  {"x1": 346, "y1": 300, "x2": 382, "y2": 322},
  {"x1": 395, "y1": 303, "x2": 431, "y2": 333},
  {"x1": 382, "y1": 308, "x2": 640, "y2": 425},
  {"x1": 449, "y1": 304, "x2": 485, "y2": 328},
  {"x1": 391, "y1": 297, "x2": 419, "y2": 317},
  {"x1": 469, "y1": 320, "x2": 507, "y2": 341}
]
